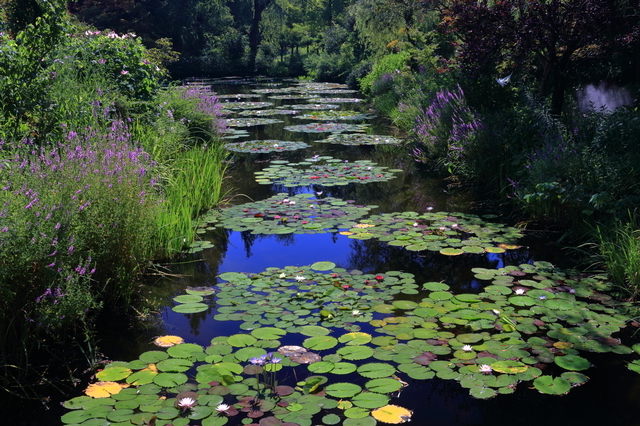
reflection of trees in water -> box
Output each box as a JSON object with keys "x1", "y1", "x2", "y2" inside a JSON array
[
  {"x1": 240, "y1": 230, "x2": 298, "y2": 257},
  {"x1": 346, "y1": 239, "x2": 537, "y2": 291}
]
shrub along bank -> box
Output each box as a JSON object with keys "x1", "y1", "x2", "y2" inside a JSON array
[
  {"x1": 0, "y1": 17, "x2": 228, "y2": 398},
  {"x1": 360, "y1": 52, "x2": 640, "y2": 300}
]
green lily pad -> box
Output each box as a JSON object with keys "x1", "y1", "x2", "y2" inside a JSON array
[
  {"x1": 533, "y1": 376, "x2": 571, "y2": 395},
  {"x1": 554, "y1": 355, "x2": 591, "y2": 371},
  {"x1": 325, "y1": 382, "x2": 362, "y2": 398}
]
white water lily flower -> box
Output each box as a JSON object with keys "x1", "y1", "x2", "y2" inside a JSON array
[
  {"x1": 514, "y1": 288, "x2": 525, "y2": 295},
  {"x1": 413, "y1": 222, "x2": 418, "y2": 227},
  {"x1": 462, "y1": 345, "x2": 473, "y2": 352},
  {"x1": 492, "y1": 309, "x2": 501, "y2": 315},
  {"x1": 177, "y1": 397, "x2": 197, "y2": 411},
  {"x1": 352, "y1": 310, "x2": 361, "y2": 316},
  {"x1": 289, "y1": 201, "x2": 296, "y2": 205},
  {"x1": 478, "y1": 364, "x2": 493, "y2": 374},
  {"x1": 215, "y1": 403, "x2": 230, "y2": 412},
  {"x1": 279, "y1": 273, "x2": 286, "y2": 278},
  {"x1": 295, "y1": 275, "x2": 306, "y2": 282}
]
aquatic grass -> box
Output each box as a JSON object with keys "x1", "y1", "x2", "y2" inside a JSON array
[
  {"x1": 593, "y1": 215, "x2": 640, "y2": 300},
  {"x1": 155, "y1": 141, "x2": 229, "y2": 255}
]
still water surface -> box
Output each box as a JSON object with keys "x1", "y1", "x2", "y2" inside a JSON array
[{"x1": 15, "y1": 78, "x2": 640, "y2": 426}]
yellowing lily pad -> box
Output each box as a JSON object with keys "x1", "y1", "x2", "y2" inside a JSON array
[
  {"x1": 85, "y1": 381, "x2": 125, "y2": 398},
  {"x1": 154, "y1": 335, "x2": 184, "y2": 348},
  {"x1": 371, "y1": 405, "x2": 413, "y2": 424}
]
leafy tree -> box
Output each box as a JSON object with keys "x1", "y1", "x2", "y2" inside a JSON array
[{"x1": 442, "y1": 0, "x2": 640, "y2": 114}]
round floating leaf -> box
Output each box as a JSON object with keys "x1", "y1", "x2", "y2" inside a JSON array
[
  {"x1": 153, "y1": 372, "x2": 188, "y2": 388},
  {"x1": 167, "y1": 343, "x2": 204, "y2": 358},
  {"x1": 325, "y1": 382, "x2": 362, "y2": 398},
  {"x1": 126, "y1": 369, "x2": 157, "y2": 385},
  {"x1": 351, "y1": 392, "x2": 390, "y2": 409},
  {"x1": 533, "y1": 376, "x2": 571, "y2": 395},
  {"x1": 156, "y1": 358, "x2": 193, "y2": 372},
  {"x1": 554, "y1": 355, "x2": 591, "y2": 371},
  {"x1": 227, "y1": 334, "x2": 258, "y2": 347},
  {"x1": 251, "y1": 327, "x2": 287, "y2": 340},
  {"x1": 338, "y1": 332, "x2": 372, "y2": 345},
  {"x1": 322, "y1": 413, "x2": 342, "y2": 425},
  {"x1": 311, "y1": 261, "x2": 336, "y2": 271},
  {"x1": 371, "y1": 405, "x2": 412, "y2": 424},
  {"x1": 96, "y1": 366, "x2": 131, "y2": 381},
  {"x1": 299, "y1": 325, "x2": 331, "y2": 336},
  {"x1": 331, "y1": 362, "x2": 358, "y2": 374},
  {"x1": 172, "y1": 303, "x2": 208, "y2": 314},
  {"x1": 490, "y1": 361, "x2": 528, "y2": 374},
  {"x1": 440, "y1": 248, "x2": 464, "y2": 256},
  {"x1": 337, "y1": 345, "x2": 375, "y2": 360},
  {"x1": 357, "y1": 363, "x2": 396, "y2": 378},
  {"x1": 469, "y1": 386, "x2": 497, "y2": 399},
  {"x1": 154, "y1": 336, "x2": 184, "y2": 348},
  {"x1": 85, "y1": 381, "x2": 123, "y2": 398},
  {"x1": 303, "y1": 335, "x2": 339, "y2": 350},
  {"x1": 365, "y1": 378, "x2": 403, "y2": 393},
  {"x1": 173, "y1": 294, "x2": 204, "y2": 304}
]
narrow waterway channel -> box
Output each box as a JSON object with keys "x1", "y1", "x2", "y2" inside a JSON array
[{"x1": 32, "y1": 78, "x2": 640, "y2": 426}]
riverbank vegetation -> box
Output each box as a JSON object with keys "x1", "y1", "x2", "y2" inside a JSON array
[
  {"x1": 2, "y1": 0, "x2": 640, "y2": 406},
  {"x1": 0, "y1": 1, "x2": 228, "y2": 399}
]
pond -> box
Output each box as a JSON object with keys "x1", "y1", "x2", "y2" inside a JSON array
[{"x1": 52, "y1": 78, "x2": 640, "y2": 426}]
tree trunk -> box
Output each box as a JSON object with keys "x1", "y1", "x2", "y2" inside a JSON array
[{"x1": 248, "y1": 0, "x2": 272, "y2": 74}]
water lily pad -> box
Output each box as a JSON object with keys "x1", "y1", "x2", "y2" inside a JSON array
[
  {"x1": 554, "y1": 355, "x2": 591, "y2": 371},
  {"x1": 317, "y1": 133, "x2": 403, "y2": 146},
  {"x1": 172, "y1": 302, "x2": 208, "y2": 314},
  {"x1": 225, "y1": 117, "x2": 283, "y2": 127},
  {"x1": 303, "y1": 335, "x2": 339, "y2": 350},
  {"x1": 293, "y1": 111, "x2": 375, "y2": 121},
  {"x1": 224, "y1": 140, "x2": 310, "y2": 153},
  {"x1": 533, "y1": 376, "x2": 571, "y2": 395},
  {"x1": 337, "y1": 345, "x2": 375, "y2": 360},
  {"x1": 357, "y1": 363, "x2": 396, "y2": 378},
  {"x1": 371, "y1": 405, "x2": 412, "y2": 424},
  {"x1": 325, "y1": 382, "x2": 362, "y2": 398},
  {"x1": 284, "y1": 122, "x2": 370, "y2": 134},
  {"x1": 311, "y1": 261, "x2": 337, "y2": 271},
  {"x1": 85, "y1": 381, "x2": 123, "y2": 398},
  {"x1": 365, "y1": 378, "x2": 403, "y2": 393},
  {"x1": 96, "y1": 366, "x2": 131, "y2": 381}
]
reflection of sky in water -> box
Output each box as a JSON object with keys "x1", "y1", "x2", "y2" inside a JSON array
[{"x1": 220, "y1": 231, "x2": 354, "y2": 274}]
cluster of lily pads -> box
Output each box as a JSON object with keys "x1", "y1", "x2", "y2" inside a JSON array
[
  {"x1": 237, "y1": 109, "x2": 301, "y2": 117},
  {"x1": 63, "y1": 260, "x2": 637, "y2": 426},
  {"x1": 316, "y1": 134, "x2": 404, "y2": 146},
  {"x1": 225, "y1": 118, "x2": 284, "y2": 127},
  {"x1": 283, "y1": 123, "x2": 370, "y2": 134},
  {"x1": 287, "y1": 104, "x2": 340, "y2": 110},
  {"x1": 312, "y1": 98, "x2": 363, "y2": 104},
  {"x1": 253, "y1": 157, "x2": 398, "y2": 187},
  {"x1": 221, "y1": 102, "x2": 274, "y2": 111},
  {"x1": 292, "y1": 111, "x2": 376, "y2": 121},
  {"x1": 224, "y1": 140, "x2": 310, "y2": 153},
  {"x1": 198, "y1": 193, "x2": 374, "y2": 235},
  {"x1": 198, "y1": 193, "x2": 524, "y2": 257}
]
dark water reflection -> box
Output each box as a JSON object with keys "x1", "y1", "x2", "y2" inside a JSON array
[{"x1": 20, "y1": 77, "x2": 640, "y2": 425}]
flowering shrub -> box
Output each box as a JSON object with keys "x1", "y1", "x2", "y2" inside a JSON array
[
  {"x1": 411, "y1": 85, "x2": 484, "y2": 175},
  {"x1": 0, "y1": 121, "x2": 159, "y2": 356},
  {"x1": 51, "y1": 29, "x2": 164, "y2": 100}
]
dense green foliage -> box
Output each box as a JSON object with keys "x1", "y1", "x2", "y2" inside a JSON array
[
  {"x1": 0, "y1": 3, "x2": 228, "y2": 398},
  {"x1": 3, "y1": 0, "x2": 640, "y2": 404}
]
